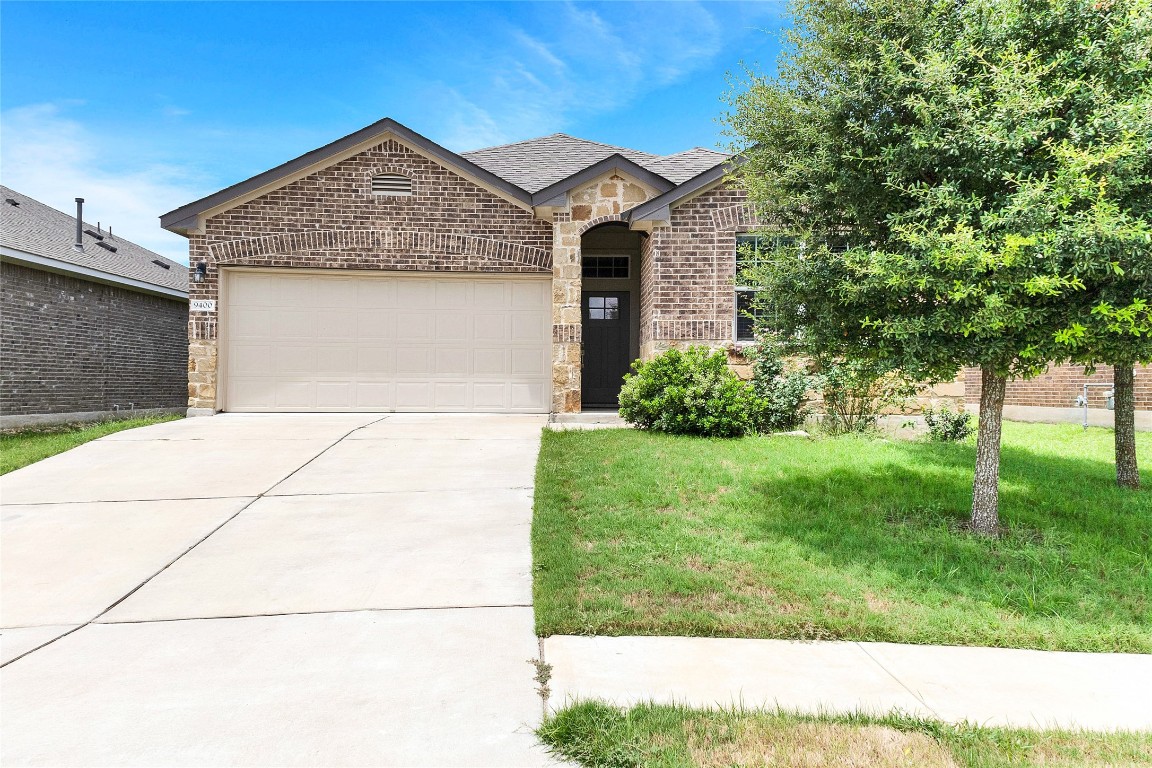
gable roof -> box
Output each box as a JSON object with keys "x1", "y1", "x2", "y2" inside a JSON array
[
  {"x1": 626, "y1": 156, "x2": 744, "y2": 225},
  {"x1": 462, "y1": 134, "x2": 660, "y2": 194},
  {"x1": 160, "y1": 118, "x2": 534, "y2": 234},
  {"x1": 1, "y1": 186, "x2": 187, "y2": 296},
  {"x1": 160, "y1": 117, "x2": 733, "y2": 235},
  {"x1": 642, "y1": 148, "x2": 730, "y2": 184}
]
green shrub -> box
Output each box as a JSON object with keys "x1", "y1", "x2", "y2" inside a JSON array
[
  {"x1": 619, "y1": 347, "x2": 761, "y2": 438},
  {"x1": 923, "y1": 403, "x2": 975, "y2": 441},
  {"x1": 819, "y1": 359, "x2": 920, "y2": 435},
  {"x1": 748, "y1": 337, "x2": 812, "y2": 432}
]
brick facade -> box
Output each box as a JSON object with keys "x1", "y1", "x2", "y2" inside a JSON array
[
  {"x1": 1, "y1": 261, "x2": 187, "y2": 417},
  {"x1": 640, "y1": 185, "x2": 756, "y2": 357},
  {"x1": 187, "y1": 138, "x2": 553, "y2": 410},
  {"x1": 180, "y1": 133, "x2": 765, "y2": 415},
  {"x1": 965, "y1": 363, "x2": 1152, "y2": 409}
]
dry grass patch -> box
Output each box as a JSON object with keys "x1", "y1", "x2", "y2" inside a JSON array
[
  {"x1": 538, "y1": 702, "x2": 1152, "y2": 768},
  {"x1": 686, "y1": 720, "x2": 958, "y2": 768}
]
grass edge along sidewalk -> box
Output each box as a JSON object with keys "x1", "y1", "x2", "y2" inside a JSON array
[
  {"x1": 1, "y1": 414, "x2": 183, "y2": 475},
  {"x1": 539, "y1": 701, "x2": 1152, "y2": 768}
]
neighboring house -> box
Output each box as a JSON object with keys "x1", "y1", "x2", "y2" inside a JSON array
[
  {"x1": 1, "y1": 186, "x2": 189, "y2": 428},
  {"x1": 159, "y1": 117, "x2": 1148, "y2": 424}
]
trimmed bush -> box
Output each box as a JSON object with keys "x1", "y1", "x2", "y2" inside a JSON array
[
  {"x1": 619, "y1": 347, "x2": 761, "y2": 437},
  {"x1": 924, "y1": 404, "x2": 975, "y2": 441},
  {"x1": 748, "y1": 337, "x2": 811, "y2": 432}
]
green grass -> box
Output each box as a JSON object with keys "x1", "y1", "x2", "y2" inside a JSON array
[
  {"x1": 0, "y1": 414, "x2": 183, "y2": 474},
  {"x1": 538, "y1": 701, "x2": 1152, "y2": 768},
  {"x1": 532, "y1": 422, "x2": 1152, "y2": 652}
]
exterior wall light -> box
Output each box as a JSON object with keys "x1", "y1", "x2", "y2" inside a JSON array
[{"x1": 193, "y1": 261, "x2": 207, "y2": 283}]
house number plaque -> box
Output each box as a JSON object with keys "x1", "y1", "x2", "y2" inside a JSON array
[{"x1": 190, "y1": 300, "x2": 217, "y2": 312}]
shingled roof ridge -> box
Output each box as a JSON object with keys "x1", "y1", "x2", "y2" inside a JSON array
[{"x1": 463, "y1": 132, "x2": 658, "y2": 158}]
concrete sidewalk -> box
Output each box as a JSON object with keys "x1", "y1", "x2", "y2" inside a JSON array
[{"x1": 544, "y1": 635, "x2": 1152, "y2": 731}]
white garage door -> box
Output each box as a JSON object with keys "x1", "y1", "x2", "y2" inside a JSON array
[{"x1": 222, "y1": 270, "x2": 551, "y2": 413}]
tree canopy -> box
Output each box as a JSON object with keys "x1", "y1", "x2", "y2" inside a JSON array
[{"x1": 726, "y1": 0, "x2": 1152, "y2": 530}]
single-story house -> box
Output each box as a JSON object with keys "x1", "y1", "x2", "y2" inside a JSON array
[
  {"x1": 160, "y1": 118, "x2": 1148, "y2": 424},
  {"x1": 1, "y1": 186, "x2": 189, "y2": 429}
]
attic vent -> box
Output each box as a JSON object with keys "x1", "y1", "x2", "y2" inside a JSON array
[
  {"x1": 84, "y1": 228, "x2": 105, "y2": 240},
  {"x1": 152, "y1": 259, "x2": 171, "y2": 269},
  {"x1": 5, "y1": 198, "x2": 19, "y2": 206},
  {"x1": 95, "y1": 241, "x2": 118, "y2": 253},
  {"x1": 371, "y1": 174, "x2": 412, "y2": 196}
]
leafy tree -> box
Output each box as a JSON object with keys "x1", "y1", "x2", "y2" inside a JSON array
[{"x1": 726, "y1": 0, "x2": 1151, "y2": 533}]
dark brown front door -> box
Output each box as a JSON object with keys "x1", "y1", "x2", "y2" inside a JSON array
[{"x1": 582, "y1": 292, "x2": 631, "y2": 407}]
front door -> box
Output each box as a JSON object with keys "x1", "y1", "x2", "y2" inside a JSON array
[{"x1": 581, "y1": 292, "x2": 631, "y2": 407}]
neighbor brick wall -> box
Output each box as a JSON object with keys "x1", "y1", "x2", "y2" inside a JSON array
[
  {"x1": 640, "y1": 183, "x2": 756, "y2": 356},
  {"x1": 187, "y1": 138, "x2": 554, "y2": 410},
  {"x1": 964, "y1": 363, "x2": 1152, "y2": 409},
  {"x1": 0, "y1": 261, "x2": 187, "y2": 416}
]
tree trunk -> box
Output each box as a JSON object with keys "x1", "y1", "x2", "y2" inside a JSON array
[
  {"x1": 1113, "y1": 362, "x2": 1140, "y2": 490},
  {"x1": 971, "y1": 365, "x2": 1007, "y2": 537}
]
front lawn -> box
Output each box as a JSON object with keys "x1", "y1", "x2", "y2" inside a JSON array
[
  {"x1": 539, "y1": 701, "x2": 1152, "y2": 768},
  {"x1": 0, "y1": 414, "x2": 183, "y2": 475},
  {"x1": 532, "y1": 422, "x2": 1151, "y2": 652}
]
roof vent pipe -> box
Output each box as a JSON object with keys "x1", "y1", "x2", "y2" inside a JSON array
[{"x1": 74, "y1": 198, "x2": 85, "y2": 251}]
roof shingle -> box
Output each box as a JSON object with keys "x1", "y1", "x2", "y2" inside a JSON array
[{"x1": 1, "y1": 185, "x2": 187, "y2": 294}]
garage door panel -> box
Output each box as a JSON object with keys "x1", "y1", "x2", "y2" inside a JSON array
[
  {"x1": 395, "y1": 348, "x2": 432, "y2": 375},
  {"x1": 511, "y1": 314, "x2": 546, "y2": 342},
  {"x1": 473, "y1": 282, "x2": 507, "y2": 309},
  {"x1": 474, "y1": 314, "x2": 508, "y2": 342},
  {"x1": 474, "y1": 348, "x2": 508, "y2": 375},
  {"x1": 230, "y1": 345, "x2": 272, "y2": 375},
  {"x1": 357, "y1": 311, "x2": 395, "y2": 339},
  {"x1": 317, "y1": 310, "x2": 358, "y2": 339},
  {"x1": 510, "y1": 348, "x2": 546, "y2": 375},
  {"x1": 355, "y1": 382, "x2": 394, "y2": 408},
  {"x1": 316, "y1": 382, "x2": 354, "y2": 408},
  {"x1": 436, "y1": 314, "x2": 469, "y2": 341},
  {"x1": 274, "y1": 380, "x2": 316, "y2": 408},
  {"x1": 395, "y1": 280, "x2": 434, "y2": 308},
  {"x1": 356, "y1": 280, "x2": 396, "y2": 308},
  {"x1": 356, "y1": 348, "x2": 394, "y2": 375},
  {"x1": 315, "y1": 279, "x2": 357, "y2": 306},
  {"x1": 511, "y1": 382, "x2": 546, "y2": 410},
  {"x1": 275, "y1": 309, "x2": 318, "y2": 340},
  {"x1": 395, "y1": 382, "x2": 433, "y2": 409},
  {"x1": 318, "y1": 347, "x2": 356, "y2": 374},
  {"x1": 231, "y1": 309, "x2": 272, "y2": 338},
  {"x1": 277, "y1": 276, "x2": 315, "y2": 304},
  {"x1": 512, "y1": 281, "x2": 547, "y2": 308},
  {"x1": 396, "y1": 312, "x2": 434, "y2": 340},
  {"x1": 275, "y1": 346, "x2": 315, "y2": 374},
  {"x1": 223, "y1": 272, "x2": 550, "y2": 413},
  {"x1": 435, "y1": 281, "x2": 469, "y2": 308},
  {"x1": 435, "y1": 348, "x2": 470, "y2": 375}
]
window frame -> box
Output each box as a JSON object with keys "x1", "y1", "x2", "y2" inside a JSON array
[
  {"x1": 734, "y1": 234, "x2": 791, "y2": 343},
  {"x1": 582, "y1": 254, "x2": 631, "y2": 279}
]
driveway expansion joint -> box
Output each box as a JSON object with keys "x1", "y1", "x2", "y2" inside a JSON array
[{"x1": 1, "y1": 415, "x2": 391, "y2": 668}]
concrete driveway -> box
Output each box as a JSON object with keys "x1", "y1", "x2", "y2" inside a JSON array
[{"x1": 1, "y1": 414, "x2": 557, "y2": 767}]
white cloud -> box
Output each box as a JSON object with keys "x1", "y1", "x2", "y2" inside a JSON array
[
  {"x1": 423, "y1": 1, "x2": 728, "y2": 152},
  {"x1": 0, "y1": 103, "x2": 206, "y2": 263}
]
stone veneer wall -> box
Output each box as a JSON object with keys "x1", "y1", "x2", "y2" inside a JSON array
[
  {"x1": 186, "y1": 138, "x2": 553, "y2": 411},
  {"x1": 964, "y1": 363, "x2": 1152, "y2": 409},
  {"x1": 550, "y1": 175, "x2": 653, "y2": 412}
]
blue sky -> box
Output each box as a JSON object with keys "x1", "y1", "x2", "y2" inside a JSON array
[{"x1": 1, "y1": 1, "x2": 786, "y2": 261}]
